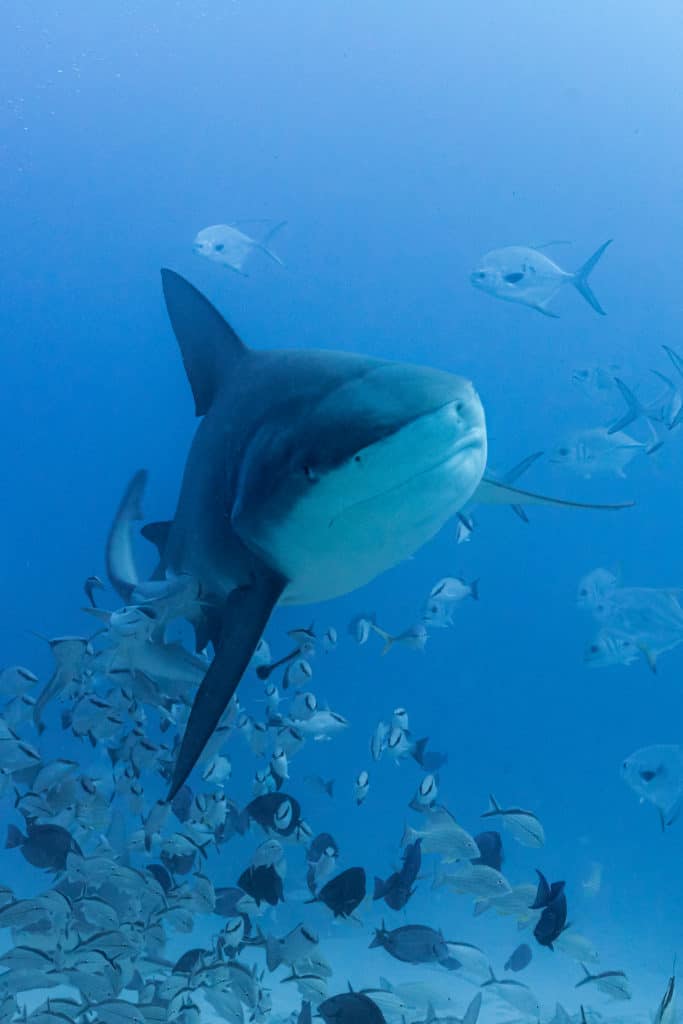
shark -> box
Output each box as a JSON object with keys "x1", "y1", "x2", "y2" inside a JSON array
[{"x1": 108, "y1": 270, "x2": 632, "y2": 799}]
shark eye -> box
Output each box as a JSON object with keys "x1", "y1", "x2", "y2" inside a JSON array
[{"x1": 304, "y1": 465, "x2": 319, "y2": 483}]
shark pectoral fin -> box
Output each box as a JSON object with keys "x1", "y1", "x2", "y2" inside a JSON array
[
  {"x1": 160, "y1": 269, "x2": 249, "y2": 417},
  {"x1": 472, "y1": 477, "x2": 634, "y2": 512},
  {"x1": 168, "y1": 569, "x2": 287, "y2": 800}
]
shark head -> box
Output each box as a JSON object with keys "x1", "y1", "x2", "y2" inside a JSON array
[{"x1": 232, "y1": 360, "x2": 487, "y2": 603}]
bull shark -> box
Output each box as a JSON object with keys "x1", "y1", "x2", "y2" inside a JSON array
[{"x1": 107, "y1": 270, "x2": 632, "y2": 799}]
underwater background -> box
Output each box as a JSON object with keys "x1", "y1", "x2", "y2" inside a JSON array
[{"x1": 3, "y1": 2, "x2": 683, "y2": 1021}]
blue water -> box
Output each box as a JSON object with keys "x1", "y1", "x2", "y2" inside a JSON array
[{"x1": 2, "y1": 2, "x2": 682, "y2": 1020}]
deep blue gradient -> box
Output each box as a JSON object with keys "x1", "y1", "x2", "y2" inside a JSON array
[{"x1": 2, "y1": 0, "x2": 683, "y2": 1002}]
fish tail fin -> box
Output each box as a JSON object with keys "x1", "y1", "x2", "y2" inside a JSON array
[
  {"x1": 473, "y1": 898, "x2": 490, "y2": 916},
  {"x1": 5, "y1": 825, "x2": 24, "y2": 849},
  {"x1": 411, "y1": 737, "x2": 429, "y2": 767},
  {"x1": 470, "y1": 578, "x2": 480, "y2": 601},
  {"x1": 373, "y1": 876, "x2": 387, "y2": 901},
  {"x1": 608, "y1": 378, "x2": 643, "y2": 433},
  {"x1": 369, "y1": 622, "x2": 393, "y2": 654},
  {"x1": 573, "y1": 239, "x2": 612, "y2": 315},
  {"x1": 265, "y1": 936, "x2": 282, "y2": 972},
  {"x1": 257, "y1": 221, "x2": 287, "y2": 265},
  {"x1": 401, "y1": 823, "x2": 416, "y2": 848},
  {"x1": 369, "y1": 929, "x2": 383, "y2": 949}
]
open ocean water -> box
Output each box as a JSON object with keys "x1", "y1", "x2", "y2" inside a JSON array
[{"x1": 2, "y1": 4, "x2": 683, "y2": 1024}]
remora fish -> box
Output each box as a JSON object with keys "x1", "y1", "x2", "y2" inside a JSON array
[{"x1": 122, "y1": 272, "x2": 631, "y2": 797}]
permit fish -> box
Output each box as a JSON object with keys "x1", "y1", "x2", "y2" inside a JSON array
[
  {"x1": 551, "y1": 427, "x2": 650, "y2": 479},
  {"x1": 481, "y1": 795, "x2": 545, "y2": 847},
  {"x1": 120, "y1": 272, "x2": 631, "y2": 797},
  {"x1": 576, "y1": 966, "x2": 631, "y2": 1000},
  {"x1": 193, "y1": 221, "x2": 286, "y2": 275},
  {"x1": 621, "y1": 745, "x2": 683, "y2": 829},
  {"x1": 470, "y1": 241, "x2": 612, "y2": 317},
  {"x1": 481, "y1": 969, "x2": 541, "y2": 1018}
]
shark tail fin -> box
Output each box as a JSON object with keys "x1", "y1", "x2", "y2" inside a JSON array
[{"x1": 572, "y1": 239, "x2": 612, "y2": 315}]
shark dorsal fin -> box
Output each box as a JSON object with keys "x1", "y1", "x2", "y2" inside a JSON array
[{"x1": 161, "y1": 269, "x2": 248, "y2": 416}]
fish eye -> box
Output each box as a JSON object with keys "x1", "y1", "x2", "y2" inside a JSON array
[
  {"x1": 354, "y1": 454, "x2": 362, "y2": 463},
  {"x1": 474, "y1": 271, "x2": 486, "y2": 279},
  {"x1": 640, "y1": 769, "x2": 657, "y2": 782},
  {"x1": 214, "y1": 243, "x2": 225, "y2": 252},
  {"x1": 579, "y1": 588, "x2": 587, "y2": 596},
  {"x1": 504, "y1": 272, "x2": 524, "y2": 284},
  {"x1": 303, "y1": 465, "x2": 319, "y2": 483},
  {"x1": 558, "y1": 447, "x2": 569, "y2": 456},
  {"x1": 589, "y1": 644, "x2": 599, "y2": 653}
]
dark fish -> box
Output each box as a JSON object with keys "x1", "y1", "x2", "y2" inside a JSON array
[
  {"x1": 318, "y1": 991, "x2": 386, "y2": 1024},
  {"x1": 472, "y1": 831, "x2": 504, "y2": 871},
  {"x1": 146, "y1": 863, "x2": 173, "y2": 893},
  {"x1": 160, "y1": 849, "x2": 196, "y2": 876},
  {"x1": 298, "y1": 1003, "x2": 312, "y2": 1024},
  {"x1": 531, "y1": 870, "x2": 567, "y2": 949},
  {"x1": 505, "y1": 943, "x2": 532, "y2": 972},
  {"x1": 412, "y1": 739, "x2": 449, "y2": 772},
  {"x1": 5, "y1": 823, "x2": 81, "y2": 871},
  {"x1": 374, "y1": 839, "x2": 421, "y2": 911},
  {"x1": 312, "y1": 867, "x2": 366, "y2": 918},
  {"x1": 214, "y1": 886, "x2": 249, "y2": 917},
  {"x1": 171, "y1": 785, "x2": 193, "y2": 823},
  {"x1": 307, "y1": 832, "x2": 339, "y2": 864},
  {"x1": 173, "y1": 948, "x2": 205, "y2": 974},
  {"x1": 245, "y1": 793, "x2": 302, "y2": 836},
  {"x1": 369, "y1": 922, "x2": 449, "y2": 964},
  {"x1": 237, "y1": 864, "x2": 284, "y2": 907}
]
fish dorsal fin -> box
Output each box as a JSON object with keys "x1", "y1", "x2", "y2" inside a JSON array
[
  {"x1": 141, "y1": 520, "x2": 173, "y2": 556},
  {"x1": 161, "y1": 269, "x2": 248, "y2": 416},
  {"x1": 474, "y1": 477, "x2": 634, "y2": 512}
]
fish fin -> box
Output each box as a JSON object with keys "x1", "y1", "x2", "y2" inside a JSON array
[
  {"x1": 411, "y1": 737, "x2": 429, "y2": 767},
  {"x1": 572, "y1": 239, "x2": 612, "y2": 315},
  {"x1": 511, "y1": 504, "x2": 530, "y2": 523},
  {"x1": 425, "y1": 1003, "x2": 437, "y2": 1024},
  {"x1": 160, "y1": 268, "x2": 249, "y2": 417},
  {"x1": 140, "y1": 520, "x2": 173, "y2": 557},
  {"x1": 532, "y1": 303, "x2": 561, "y2": 318},
  {"x1": 531, "y1": 869, "x2": 551, "y2": 909},
  {"x1": 637, "y1": 644, "x2": 657, "y2": 673},
  {"x1": 664, "y1": 344, "x2": 683, "y2": 378},
  {"x1": 462, "y1": 993, "x2": 483, "y2": 1024},
  {"x1": 481, "y1": 792, "x2": 502, "y2": 817},
  {"x1": 373, "y1": 876, "x2": 387, "y2": 901},
  {"x1": 502, "y1": 451, "x2": 545, "y2": 484},
  {"x1": 608, "y1": 378, "x2": 643, "y2": 433},
  {"x1": 472, "y1": 477, "x2": 634, "y2": 512},
  {"x1": 167, "y1": 570, "x2": 287, "y2": 800},
  {"x1": 5, "y1": 824, "x2": 25, "y2": 849},
  {"x1": 255, "y1": 220, "x2": 287, "y2": 265},
  {"x1": 106, "y1": 469, "x2": 148, "y2": 602}
]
